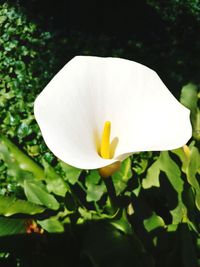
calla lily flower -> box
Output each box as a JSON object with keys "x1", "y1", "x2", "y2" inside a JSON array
[{"x1": 34, "y1": 56, "x2": 192, "y2": 173}]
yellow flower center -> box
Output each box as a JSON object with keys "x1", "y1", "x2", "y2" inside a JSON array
[
  {"x1": 98, "y1": 121, "x2": 121, "y2": 178},
  {"x1": 100, "y1": 121, "x2": 111, "y2": 159}
]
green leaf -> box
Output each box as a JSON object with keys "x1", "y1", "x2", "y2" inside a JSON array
[
  {"x1": 85, "y1": 170, "x2": 106, "y2": 202},
  {"x1": 143, "y1": 212, "x2": 165, "y2": 232},
  {"x1": 159, "y1": 152, "x2": 187, "y2": 224},
  {"x1": 60, "y1": 161, "x2": 82, "y2": 185},
  {"x1": 86, "y1": 183, "x2": 105, "y2": 202},
  {"x1": 112, "y1": 157, "x2": 132, "y2": 195},
  {"x1": 167, "y1": 224, "x2": 178, "y2": 232},
  {"x1": 0, "y1": 15, "x2": 7, "y2": 24},
  {"x1": 171, "y1": 147, "x2": 188, "y2": 173},
  {"x1": 159, "y1": 152, "x2": 183, "y2": 194},
  {"x1": 0, "y1": 195, "x2": 45, "y2": 216},
  {"x1": 170, "y1": 202, "x2": 188, "y2": 225},
  {"x1": 143, "y1": 152, "x2": 183, "y2": 195},
  {"x1": 78, "y1": 207, "x2": 92, "y2": 220},
  {"x1": 143, "y1": 152, "x2": 187, "y2": 224},
  {"x1": 185, "y1": 146, "x2": 200, "y2": 210},
  {"x1": 173, "y1": 145, "x2": 200, "y2": 210},
  {"x1": 24, "y1": 180, "x2": 59, "y2": 210},
  {"x1": 17, "y1": 122, "x2": 32, "y2": 139},
  {"x1": 0, "y1": 218, "x2": 26, "y2": 236},
  {"x1": 180, "y1": 83, "x2": 198, "y2": 113},
  {"x1": 180, "y1": 83, "x2": 200, "y2": 140},
  {"x1": 186, "y1": 146, "x2": 200, "y2": 188},
  {"x1": 142, "y1": 159, "x2": 160, "y2": 189},
  {"x1": 42, "y1": 159, "x2": 68, "y2": 197},
  {"x1": 38, "y1": 217, "x2": 64, "y2": 233},
  {"x1": 0, "y1": 137, "x2": 34, "y2": 183},
  {"x1": 85, "y1": 170, "x2": 101, "y2": 185},
  {"x1": 0, "y1": 134, "x2": 44, "y2": 180},
  {"x1": 114, "y1": 157, "x2": 132, "y2": 181},
  {"x1": 110, "y1": 210, "x2": 132, "y2": 234}
]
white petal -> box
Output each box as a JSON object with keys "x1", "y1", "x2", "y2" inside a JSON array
[
  {"x1": 34, "y1": 56, "x2": 191, "y2": 169},
  {"x1": 34, "y1": 56, "x2": 117, "y2": 169}
]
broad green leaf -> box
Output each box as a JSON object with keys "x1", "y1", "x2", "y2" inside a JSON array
[
  {"x1": 173, "y1": 145, "x2": 200, "y2": 210},
  {"x1": 170, "y1": 202, "x2": 187, "y2": 225},
  {"x1": 42, "y1": 159, "x2": 68, "y2": 197},
  {"x1": 0, "y1": 218, "x2": 26, "y2": 236},
  {"x1": 186, "y1": 146, "x2": 200, "y2": 188},
  {"x1": 85, "y1": 170, "x2": 101, "y2": 185},
  {"x1": 180, "y1": 83, "x2": 198, "y2": 113},
  {"x1": 159, "y1": 151, "x2": 183, "y2": 194},
  {"x1": 0, "y1": 137, "x2": 34, "y2": 183},
  {"x1": 171, "y1": 146, "x2": 189, "y2": 173},
  {"x1": 77, "y1": 207, "x2": 120, "y2": 223},
  {"x1": 113, "y1": 157, "x2": 132, "y2": 181},
  {"x1": 143, "y1": 152, "x2": 187, "y2": 224},
  {"x1": 0, "y1": 195, "x2": 45, "y2": 216},
  {"x1": 86, "y1": 183, "x2": 105, "y2": 202},
  {"x1": 0, "y1": 134, "x2": 44, "y2": 180},
  {"x1": 143, "y1": 151, "x2": 184, "y2": 195},
  {"x1": 85, "y1": 170, "x2": 106, "y2": 202},
  {"x1": 60, "y1": 161, "x2": 82, "y2": 185},
  {"x1": 159, "y1": 152, "x2": 187, "y2": 224},
  {"x1": 143, "y1": 213, "x2": 165, "y2": 232},
  {"x1": 142, "y1": 159, "x2": 160, "y2": 189},
  {"x1": 167, "y1": 224, "x2": 178, "y2": 232},
  {"x1": 110, "y1": 210, "x2": 132, "y2": 234},
  {"x1": 38, "y1": 217, "x2": 64, "y2": 233},
  {"x1": 78, "y1": 207, "x2": 92, "y2": 220},
  {"x1": 172, "y1": 147, "x2": 186, "y2": 163},
  {"x1": 112, "y1": 158, "x2": 132, "y2": 195},
  {"x1": 24, "y1": 180, "x2": 59, "y2": 210},
  {"x1": 185, "y1": 146, "x2": 200, "y2": 210},
  {"x1": 180, "y1": 83, "x2": 200, "y2": 140}
]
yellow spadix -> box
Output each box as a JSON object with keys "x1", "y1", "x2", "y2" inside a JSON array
[
  {"x1": 99, "y1": 121, "x2": 120, "y2": 177},
  {"x1": 100, "y1": 121, "x2": 111, "y2": 159}
]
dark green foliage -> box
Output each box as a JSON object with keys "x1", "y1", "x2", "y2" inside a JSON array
[
  {"x1": 5, "y1": 0, "x2": 200, "y2": 97},
  {"x1": 147, "y1": 0, "x2": 200, "y2": 21},
  {"x1": 0, "y1": 3, "x2": 56, "y2": 151},
  {"x1": 0, "y1": 3, "x2": 59, "y2": 195}
]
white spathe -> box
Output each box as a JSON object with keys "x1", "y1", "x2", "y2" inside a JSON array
[{"x1": 34, "y1": 56, "x2": 192, "y2": 169}]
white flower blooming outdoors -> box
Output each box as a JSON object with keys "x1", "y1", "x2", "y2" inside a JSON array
[{"x1": 34, "y1": 56, "x2": 192, "y2": 174}]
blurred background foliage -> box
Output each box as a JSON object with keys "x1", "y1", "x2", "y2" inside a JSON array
[{"x1": 0, "y1": 1, "x2": 200, "y2": 267}]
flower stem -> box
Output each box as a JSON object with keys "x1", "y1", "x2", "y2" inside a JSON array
[{"x1": 103, "y1": 176, "x2": 118, "y2": 212}]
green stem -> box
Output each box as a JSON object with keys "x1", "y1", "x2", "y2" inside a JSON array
[
  {"x1": 103, "y1": 176, "x2": 118, "y2": 212},
  {"x1": 193, "y1": 109, "x2": 200, "y2": 140}
]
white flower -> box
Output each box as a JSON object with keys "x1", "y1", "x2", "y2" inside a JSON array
[{"x1": 34, "y1": 56, "x2": 192, "y2": 172}]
